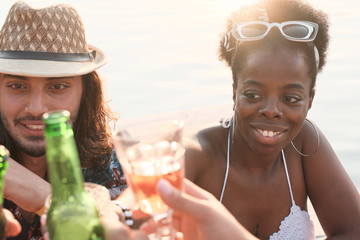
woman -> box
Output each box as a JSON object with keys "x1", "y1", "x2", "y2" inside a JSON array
[{"x1": 185, "y1": 0, "x2": 360, "y2": 239}]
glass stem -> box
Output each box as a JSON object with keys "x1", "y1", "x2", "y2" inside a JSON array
[{"x1": 150, "y1": 210, "x2": 175, "y2": 240}]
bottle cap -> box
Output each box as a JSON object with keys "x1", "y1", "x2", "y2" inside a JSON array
[
  {"x1": 42, "y1": 110, "x2": 70, "y2": 125},
  {"x1": 0, "y1": 145, "x2": 9, "y2": 172}
]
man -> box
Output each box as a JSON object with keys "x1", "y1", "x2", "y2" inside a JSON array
[{"x1": 0, "y1": 1, "x2": 127, "y2": 239}]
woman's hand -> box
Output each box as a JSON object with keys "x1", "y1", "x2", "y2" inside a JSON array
[
  {"x1": 2, "y1": 208, "x2": 21, "y2": 237},
  {"x1": 141, "y1": 179, "x2": 258, "y2": 240}
]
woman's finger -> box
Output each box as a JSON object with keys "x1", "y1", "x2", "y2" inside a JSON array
[{"x1": 3, "y1": 209, "x2": 21, "y2": 237}]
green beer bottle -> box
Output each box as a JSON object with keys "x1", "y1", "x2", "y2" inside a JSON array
[
  {"x1": 0, "y1": 146, "x2": 9, "y2": 240},
  {"x1": 42, "y1": 110, "x2": 104, "y2": 240}
]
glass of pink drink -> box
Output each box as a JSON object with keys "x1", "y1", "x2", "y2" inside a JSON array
[{"x1": 113, "y1": 120, "x2": 185, "y2": 240}]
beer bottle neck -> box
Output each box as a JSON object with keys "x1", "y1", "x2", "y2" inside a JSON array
[
  {"x1": 0, "y1": 146, "x2": 9, "y2": 206},
  {"x1": 0, "y1": 169, "x2": 5, "y2": 206},
  {"x1": 45, "y1": 122, "x2": 85, "y2": 199}
]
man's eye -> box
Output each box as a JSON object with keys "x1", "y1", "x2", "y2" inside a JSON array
[
  {"x1": 8, "y1": 83, "x2": 25, "y2": 89},
  {"x1": 51, "y1": 84, "x2": 67, "y2": 90}
]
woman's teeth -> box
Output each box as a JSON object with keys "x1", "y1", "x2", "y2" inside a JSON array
[{"x1": 257, "y1": 129, "x2": 280, "y2": 137}]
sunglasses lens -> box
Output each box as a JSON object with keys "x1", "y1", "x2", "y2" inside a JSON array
[
  {"x1": 233, "y1": 22, "x2": 317, "y2": 41},
  {"x1": 239, "y1": 24, "x2": 267, "y2": 38},
  {"x1": 283, "y1": 24, "x2": 311, "y2": 39}
]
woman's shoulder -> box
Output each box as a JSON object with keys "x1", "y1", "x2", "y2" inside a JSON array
[
  {"x1": 292, "y1": 118, "x2": 320, "y2": 156},
  {"x1": 295, "y1": 120, "x2": 360, "y2": 236},
  {"x1": 185, "y1": 125, "x2": 227, "y2": 181},
  {"x1": 193, "y1": 125, "x2": 227, "y2": 153}
]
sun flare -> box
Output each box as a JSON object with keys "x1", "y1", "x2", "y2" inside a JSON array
[
  {"x1": 224, "y1": 0, "x2": 258, "y2": 8},
  {"x1": 221, "y1": 0, "x2": 259, "y2": 14}
]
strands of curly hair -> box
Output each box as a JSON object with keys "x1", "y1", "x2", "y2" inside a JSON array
[{"x1": 218, "y1": 0, "x2": 330, "y2": 73}]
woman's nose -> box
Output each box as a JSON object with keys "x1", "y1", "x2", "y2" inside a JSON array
[{"x1": 259, "y1": 97, "x2": 283, "y2": 119}]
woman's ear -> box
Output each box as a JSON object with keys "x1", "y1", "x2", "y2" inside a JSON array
[
  {"x1": 232, "y1": 88, "x2": 237, "y2": 111},
  {"x1": 308, "y1": 89, "x2": 315, "y2": 110}
]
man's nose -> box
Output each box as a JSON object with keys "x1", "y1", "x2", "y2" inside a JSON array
[{"x1": 24, "y1": 91, "x2": 49, "y2": 117}]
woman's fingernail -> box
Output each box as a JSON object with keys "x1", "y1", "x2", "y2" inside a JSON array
[{"x1": 157, "y1": 179, "x2": 172, "y2": 197}]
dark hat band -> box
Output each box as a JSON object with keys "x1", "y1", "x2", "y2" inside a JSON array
[{"x1": 0, "y1": 50, "x2": 96, "y2": 62}]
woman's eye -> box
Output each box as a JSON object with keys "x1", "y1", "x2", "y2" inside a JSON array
[
  {"x1": 244, "y1": 92, "x2": 261, "y2": 100},
  {"x1": 284, "y1": 96, "x2": 301, "y2": 103}
]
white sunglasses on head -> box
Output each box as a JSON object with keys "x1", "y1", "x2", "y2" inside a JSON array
[{"x1": 232, "y1": 21, "x2": 318, "y2": 42}]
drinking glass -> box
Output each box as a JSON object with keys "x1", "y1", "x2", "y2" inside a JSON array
[{"x1": 112, "y1": 119, "x2": 185, "y2": 240}]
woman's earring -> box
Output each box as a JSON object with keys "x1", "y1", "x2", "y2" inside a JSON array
[
  {"x1": 291, "y1": 119, "x2": 320, "y2": 157},
  {"x1": 231, "y1": 105, "x2": 237, "y2": 144},
  {"x1": 222, "y1": 103, "x2": 236, "y2": 129},
  {"x1": 221, "y1": 116, "x2": 232, "y2": 128}
]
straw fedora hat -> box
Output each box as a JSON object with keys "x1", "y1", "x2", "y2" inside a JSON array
[{"x1": 0, "y1": 1, "x2": 107, "y2": 77}]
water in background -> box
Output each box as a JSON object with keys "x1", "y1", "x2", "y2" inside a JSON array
[{"x1": 1, "y1": 0, "x2": 359, "y2": 189}]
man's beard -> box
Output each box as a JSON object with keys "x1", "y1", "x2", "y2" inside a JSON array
[
  {"x1": 16, "y1": 136, "x2": 46, "y2": 157},
  {"x1": 1, "y1": 113, "x2": 46, "y2": 157}
]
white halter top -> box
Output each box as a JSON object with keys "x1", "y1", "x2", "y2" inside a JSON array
[{"x1": 220, "y1": 122, "x2": 315, "y2": 240}]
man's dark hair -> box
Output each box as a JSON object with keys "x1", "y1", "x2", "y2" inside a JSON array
[{"x1": 74, "y1": 71, "x2": 117, "y2": 168}]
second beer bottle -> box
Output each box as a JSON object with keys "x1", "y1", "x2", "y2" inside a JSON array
[
  {"x1": 42, "y1": 110, "x2": 104, "y2": 240},
  {"x1": 0, "y1": 146, "x2": 9, "y2": 240}
]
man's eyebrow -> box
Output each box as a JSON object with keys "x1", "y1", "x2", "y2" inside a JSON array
[
  {"x1": 2, "y1": 75, "x2": 76, "y2": 81},
  {"x1": 3, "y1": 74, "x2": 28, "y2": 80},
  {"x1": 47, "y1": 76, "x2": 76, "y2": 81}
]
